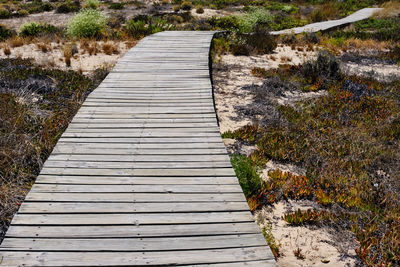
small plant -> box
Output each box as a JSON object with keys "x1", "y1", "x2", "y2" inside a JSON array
[
  {"x1": 0, "y1": 24, "x2": 13, "y2": 41},
  {"x1": 2, "y1": 45, "x2": 11, "y2": 56},
  {"x1": 109, "y1": 2, "x2": 124, "y2": 10},
  {"x1": 237, "y1": 8, "x2": 273, "y2": 33},
  {"x1": 56, "y1": 0, "x2": 80, "y2": 13},
  {"x1": 19, "y1": 22, "x2": 57, "y2": 37},
  {"x1": 84, "y1": 0, "x2": 99, "y2": 9},
  {"x1": 173, "y1": 5, "x2": 180, "y2": 12},
  {"x1": 67, "y1": 9, "x2": 108, "y2": 38},
  {"x1": 196, "y1": 7, "x2": 204, "y2": 14},
  {"x1": 293, "y1": 247, "x2": 305, "y2": 260},
  {"x1": 231, "y1": 154, "x2": 263, "y2": 199},
  {"x1": 180, "y1": 1, "x2": 192, "y2": 11},
  {"x1": 17, "y1": 9, "x2": 29, "y2": 17},
  {"x1": 9, "y1": 36, "x2": 24, "y2": 48},
  {"x1": 102, "y1": 42, "x2": 119, "y2": 55},
  {"x1": 301, "y1": 51, "x2": 340, "y2": 84},
  {"x1": 64, "y1": 45, "x2": 72, "y2": 67},
  {"x1": 262, "y1": 224, "x2": 280, "y2": 259},
  {"x1": 283, "y1": 209, "x2": 328, "y2": 225},
  {"x1": 0, "y1": 8, "x2": 11, "y2": 19},
  {"x1": 126, "y1": 16, "x2": 174, "y2": 39}
]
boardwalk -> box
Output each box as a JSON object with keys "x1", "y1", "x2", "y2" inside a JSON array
[
  {"x1": 270, "y1": 7, "x2": 381, "y2": 35},
  {"x1": 0, "y1": 31, "x2": 275, "y2": 266}
]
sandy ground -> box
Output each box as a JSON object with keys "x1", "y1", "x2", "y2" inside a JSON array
[
  {"x1": 213, "y1": 45, "x2": 316, "y2": 133},
  {"x1": 213, "y1": 45, "x2": 364, "y2": 266},
  {"x1": 255, "y1": 201, "x2": 358, "y2": 267},
  {"x1": 190, "y1": 8, "x2": 241, "y2": 19},
  {"x1": 0, "y1": 40, "x2": 131, "y2": 74},
  {"x1": 342, "y1": 61, "x2": 400, "y2": 82}
]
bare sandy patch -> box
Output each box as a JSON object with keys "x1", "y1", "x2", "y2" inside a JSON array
[
  {"x1": 0, "y1": 40, "x2": 131, "y2": 75},
  {"x1": 213, "y1": 45, "x2": 316, "y2": 133},
  {"x1": 342, "y1": 61, "x2": 400, "y2": 82},
  {"x1": 255, "y1": 201, "x2": 358, "y2": 267},
  {"x1": 190, "y1": 8, "x2": 241, "y2": 19}
]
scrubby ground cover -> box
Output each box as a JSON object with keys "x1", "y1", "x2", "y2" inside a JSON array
[
  {"x1": 210, "y1": 1, "x2": 400, "y2": 265},
  {"x1": 212, "y1": 5, "x2": 400, "y2": 264},
  {"x1": 0, "y1": 57, "x2": 107, "y2": 239}
]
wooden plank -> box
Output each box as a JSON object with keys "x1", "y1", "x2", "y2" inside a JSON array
[
  {"x1": 18, "y1": 202, "x2": 250, "y2": 213},
  {"x1": 46, "y1": 154, "x2": 230, "y2": 162},
  {"x1": 10, "y1": 212, "x2": 254, "y2": 225},
  {"x1": 39, "y1": 168, "x2": 236, "y2": 177},
  {"x1": 30, "y1": 184, "x2": 243, "y2": 193},
  {"x1": 42, "y1": 161, "x2": 232, "y2": 169},
  {"x1": 24, "y1": 193, "x2": 246, "y2": 202},
  {"x1": 34, "y1": 175, "x2": 238, "y2": 185},
  {"x1": 0, "y1": 234, "x2": 266, "y2": 251},
  {"x1": 0, "y1": 247, "x2": 271, "y2": 266},
  {"x1": 5, "y1": 222, "x2": 261, "y2": 238}
]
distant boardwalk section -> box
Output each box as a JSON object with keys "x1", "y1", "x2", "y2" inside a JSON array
[
  {"x1": 271, "y1": 8, "x2": 381, "y2": 35},
  {"x1": 0, "y1": 31, "x2": 276, "y2": 266}
]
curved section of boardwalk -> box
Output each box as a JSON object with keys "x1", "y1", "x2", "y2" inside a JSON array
[
  {"x1": 271, "y1": 7, "x2": 381, "y2": 35},
  {"x1": 0, "y1": 31, "x2": 275, "y2": 266}
]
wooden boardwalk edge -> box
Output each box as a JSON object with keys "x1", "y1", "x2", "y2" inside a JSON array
[{"x1": 0, "y1": 31, "x2": 276, "y2": 266}]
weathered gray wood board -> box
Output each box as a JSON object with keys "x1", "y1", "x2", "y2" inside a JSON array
[
  {"x1": 270, "y1": 7, "x2": 381, "y2": 35},
  {"x1": 0, "y1": 31, "x2": 275, "y2": 266}
]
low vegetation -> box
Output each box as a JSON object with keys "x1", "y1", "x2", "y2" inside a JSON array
[
  {"x1": 0, "y1": 58, "x2": 107, "y2": 238},
  {"x1": 66, "y1": 9, "x2": 108, "y2": 38},
  {"x1": 227, "y1": 52, "x2": 400, "y2": 266}
]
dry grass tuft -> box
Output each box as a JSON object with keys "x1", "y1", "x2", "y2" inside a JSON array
[
  {"x1": 8, "y1": 36, "x2": 24, "y2": 48},
  {"x1": 2, "y1": 44, "x2": 11, "y2": 56},
  {"x1": 102, "y1": 42, "x2": 119, "y2": 55},
  {"x1": 36, "y1": 43, "x2": 51, "y2": 53},
  {"x1": 374, "y1": 1, "x2": 400, "y2": 18}
]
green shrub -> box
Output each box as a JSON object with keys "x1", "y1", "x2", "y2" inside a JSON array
[
  {"x1": 196, "y1": 7, "x2": 204, "y2": 14},
  {"x1": 181, "y1": 1, "x2": 192, "y2": 10},
  {"x1": 0, "y1": 8, "x2": 11, "y2": 19},
  {"x1": 84, "y1": 0, "x2": 99, "y2": 9},
  {"x1": 17, "y1": 9, "x2": 29, "y2": 17},
  {"x1": 0, "y1": 24, "x2": 13, "y2": 40},
  {"x1": 210, "y1": 15, "x2": 240, "y2": 30},
  {"x1": 19, "y1": 22, "x2": 58, "y2": 37},
  {"x1": 231, "y1": 154, "x2": 263, "y2": 198},
  {"x1": 237, "y1": 8, "x2": 273, "y2": 33},
  {"x1": 246, "y1": 26, "x2": 277, "y2": 54},
  {"x1": 109, "y1": 2, "x2": 125, "y2": 10},
  {"x1": 126, "y1": 16, "x2": 174, "y2": 38},
  {"x1": 67, "y1": 9, "x2": 108, "y2": 38},
  {"x1": 302, "y1": 51, "x2": 340, "y2": 83},
  {"x1": 56, "y1": 0, "x2": 80, "y2": 13}
]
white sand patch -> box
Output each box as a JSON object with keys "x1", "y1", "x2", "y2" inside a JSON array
[
  {"x1": 255, "y1": 201, "x2": 358, "y2": 267},
  {"x1": 0, "y1": 41, "x2": 130, "y2": 75},
  {"x1": 190, "y1": 8, "x2": 241, "y2": 19},
  {"x1": 260, "y1": 161, "x2": 306, "y2": 182},
  {"x1": 342, "y1": 61, "x2": 400, "y2": 82},
  {"x1": 213, "y1": 45, "x2": 315, "y2": 133}
]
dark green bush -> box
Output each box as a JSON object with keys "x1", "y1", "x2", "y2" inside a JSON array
[
  {"x1": 109, "y1": 2, "x2": 125, "y2": 9},
  {"x1": 302, "y1": 51, "x2": 340, "y2": 83},
  {"x1": 126, "y1": 16, "x2": 174, "y2": 38},
  {"x1": 246, "y1": 26, "x2": 277, "y2": 54},
  {"x1": 181, "y1": 1, "x2": 192, "y2": 10},
  {"x1": 0, "y1": 8, "x2": 11, "y2": 19},
  {"x1": 19, "y1": 22, "x2": 58, "y2": 37},
  {"x1": 56, "y1": 0, "x2": 80, "y2": 13},
  {"x1": 196, "y1": 7, "x2": 204, "y2": 14},
  {"x1": 0, "y1": 24, "x2": 13, "y2": 40}
]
